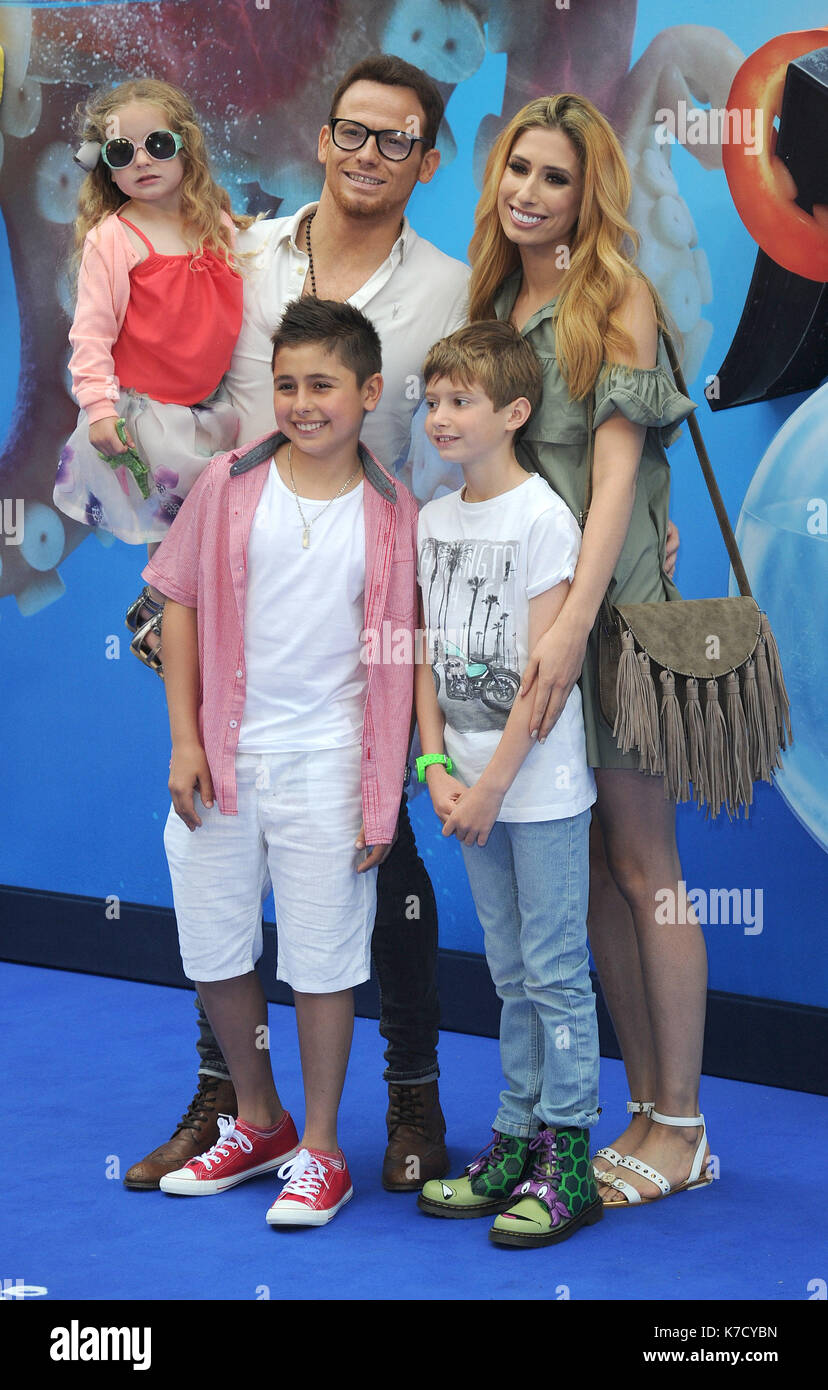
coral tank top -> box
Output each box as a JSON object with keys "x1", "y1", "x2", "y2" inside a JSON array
[{"x1": 112, "y1": 216, "x2": 243, "y2": 406}]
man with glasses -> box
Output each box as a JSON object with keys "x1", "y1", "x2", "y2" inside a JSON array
[{"x1": 124, "y1": 54, "x2": 469, "y2": 1197}]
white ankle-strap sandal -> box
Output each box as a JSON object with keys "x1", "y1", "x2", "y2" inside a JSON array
[
  {"x1": 602, "y1": 1110, "x2": 712, "y2": 1207},
  {"x1": 592, "y1": 1101, "x2": 654, "y2": 1182}
]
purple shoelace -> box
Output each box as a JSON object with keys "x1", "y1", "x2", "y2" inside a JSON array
[
  {"x1": 467, "y1": 1132, "x2": 508, "y2": 1179},
  {"x1": 511, "y1": 1129, "x2": 570, "y2": 1226}
]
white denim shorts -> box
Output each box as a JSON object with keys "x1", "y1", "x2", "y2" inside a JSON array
[{"x1": 164, "y1": 746, "x2": 376, "y2": 992}]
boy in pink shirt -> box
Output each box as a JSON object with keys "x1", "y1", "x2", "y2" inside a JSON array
[{"x1": 143, "y1": 298, "x2": 417, "y2": 1226}]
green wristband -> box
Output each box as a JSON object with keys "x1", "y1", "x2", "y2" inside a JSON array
[{"x1": 416, "y1": 754, "x2": 454, "y2": 783}]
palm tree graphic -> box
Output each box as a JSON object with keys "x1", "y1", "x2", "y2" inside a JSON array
[{"x1": 481, "y1": 593, "x2": 500, "y2": 658}]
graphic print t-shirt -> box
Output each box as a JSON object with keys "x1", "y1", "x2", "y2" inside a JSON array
[{"x1": 417, "y1": 473, "x2": 596, "y2": 822}]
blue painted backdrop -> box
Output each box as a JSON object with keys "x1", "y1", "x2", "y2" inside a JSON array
[{"x1": 0, "y1": 0, "x2": 825, "y2": 1010}]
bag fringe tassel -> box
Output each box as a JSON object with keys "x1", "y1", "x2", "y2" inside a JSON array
[
  {"x1": 754, "y1": 637, "x2": 782, "y2": 774},
  {"x1": 760, "y1": 614, "x2": 792, "y2": 750},
  {"x1": 724, "y1": 671, "x2": 752, "y2": 817},
  {"x1": 741, "y1": 659, "x2": 771, "y2": 784},
  {"x1": 659, "y1": 669, "x2": 690, "y2": 802},
  {"x1": 684, "y1": 677, "x2": 708, "y2": 808},
  {"x1": 704, "y1": 679, "x2": 731, "y2": 820},
  {"x1": 636, "y1": 652, "x2": 662, "y2": 775},
  {"x1": 613, "y1": 630, "x2": 642, "y2": 754}
]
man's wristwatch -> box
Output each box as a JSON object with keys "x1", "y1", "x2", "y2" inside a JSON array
[{"x1": 416, "y1": 753, "x2": 454, "y2": 783}]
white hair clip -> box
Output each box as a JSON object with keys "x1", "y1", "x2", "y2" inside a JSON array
[{"x1": 74, "y1": 140, "x2": 102, "y2": 171}]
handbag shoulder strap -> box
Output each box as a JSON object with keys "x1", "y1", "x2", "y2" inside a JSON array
[{"x1": 581, "y1": 330, "x2": 754, "y2": 599}]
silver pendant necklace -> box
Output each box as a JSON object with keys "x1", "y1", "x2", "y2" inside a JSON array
[{"x1": 286, "y1": 442, "x2": 361, "y2": 548}]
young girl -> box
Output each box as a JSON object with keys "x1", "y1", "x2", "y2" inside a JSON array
[{"x1": 53, "y1": 79, "x2": 249, "y2": 672}]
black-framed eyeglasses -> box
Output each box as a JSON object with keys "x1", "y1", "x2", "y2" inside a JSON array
[{"x1": 328, "y1": 118, "x2": 428, "y2": 162}]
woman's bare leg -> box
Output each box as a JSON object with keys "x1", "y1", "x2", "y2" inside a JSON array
[
  {"x1": 587, "y1": 814, "x2": 657, "y2": 1175},
  {"x1": 593, "y1": 769, "x2": 709, "y2": 1200}
]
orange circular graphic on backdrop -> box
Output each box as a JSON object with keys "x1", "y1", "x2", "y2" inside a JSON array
[{"x1": 722, "y1": 28, "x2": 828, "y2": 281}]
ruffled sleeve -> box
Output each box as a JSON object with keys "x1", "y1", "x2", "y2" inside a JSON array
[{"x1": 593, "y1": 361, "x2": 695, "y2": 448}]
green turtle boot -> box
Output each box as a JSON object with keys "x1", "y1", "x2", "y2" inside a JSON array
[
  {"x1": 489, "y1": 1126, "x2": 604, "y2": 1248},
  {"x1": 417, "y1": 1131, "x2": 530, "y2": 1219}
]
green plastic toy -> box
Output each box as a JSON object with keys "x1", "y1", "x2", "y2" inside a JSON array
[{"x1": 97, "y1": 418, "x2": 151, "y2": 500}]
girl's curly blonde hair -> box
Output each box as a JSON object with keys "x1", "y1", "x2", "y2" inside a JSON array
[{"x1": 73, "y1": 78, "x2": 253, "y2": 268}]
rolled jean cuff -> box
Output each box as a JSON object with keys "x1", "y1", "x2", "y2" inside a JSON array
[
  {"x1": 197, "y1": 1063, "x2": 231, "y2": 1082},
  {"x1": 536, "y1": 1109, "x2": 601, "y2": 1132},
  {"x1": 494, "y1": 1114, "x2": 599, "y2": 1137},
  {"x1": 383, "y1": 1066, "x2": 440, "y2": 1085}
]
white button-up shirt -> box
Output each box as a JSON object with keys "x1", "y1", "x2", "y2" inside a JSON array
[{"x1": 224, "y1": 203, "x2": 470, "y2": 478}]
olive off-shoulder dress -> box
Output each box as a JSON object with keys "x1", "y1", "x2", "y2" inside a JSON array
[{"x1": 494, "y1": 272, "x2": 696, "y2": 770}]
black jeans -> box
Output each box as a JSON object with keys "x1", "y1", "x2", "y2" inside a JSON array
[{"x1": 196, "y1": 794, "x2": 440, "y2": 1084}]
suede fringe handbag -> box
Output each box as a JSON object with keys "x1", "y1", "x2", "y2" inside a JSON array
[{"x1": 587, "y1": 332, "x2": 792, "y2": 820}]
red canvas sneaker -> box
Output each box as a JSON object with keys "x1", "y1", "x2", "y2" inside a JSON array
[
  {"x1": 266, "y1": 1147, "x2": 353, "y2": 1226},
  {"x1": 160, "y1": 1112, "x2": 299, "y2": 1195}
]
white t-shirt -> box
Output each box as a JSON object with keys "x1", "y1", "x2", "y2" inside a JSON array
[
  {"x1": 237, "y1": 461, "x2": 367, "y2": 752},
  {"x1": 225, "y1": 204, "x2": 469, "y2": 477},
  {"x1": 417, "y1": 473, "x2": 597, "y2": 822}
]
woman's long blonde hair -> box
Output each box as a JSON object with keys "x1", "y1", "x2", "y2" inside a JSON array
[
  {"x1": 468, "y1": 94, "x2": 667, "y2": 400},
  {"x1": 73, "y1": 78, "x2": 253, "y2": 268}
]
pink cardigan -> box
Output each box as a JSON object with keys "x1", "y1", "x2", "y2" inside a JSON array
[
  {"x1": 144, "y1": 433, "x2": 418, "y2": 845},
  {"x1": 68, "y1": 212, "x2": 236, "y2": 424}
]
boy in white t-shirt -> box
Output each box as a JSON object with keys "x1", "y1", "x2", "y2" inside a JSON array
[
  {"x1": 414, "y1": 322, "x2": 602, "y2": 1249},
  {"x1": 144, "y1": 298, "x2": 418, "y2": 1228}
]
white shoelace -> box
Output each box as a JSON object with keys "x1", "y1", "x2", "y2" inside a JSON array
[
  {"x1": 195, "y1": 1114, "x2": 253, "y2": 1171},
  {"x1": 276, "y1": 1148, "x2": 331, "y2": 1200}
]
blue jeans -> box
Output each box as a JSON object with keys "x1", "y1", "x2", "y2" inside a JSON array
[{"x1": 460, "y1": 810, "x2": 600, "y2": 1136}]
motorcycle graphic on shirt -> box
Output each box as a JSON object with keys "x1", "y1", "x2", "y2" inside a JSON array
[
  {"x1": 433, "y1": 640, "x2": 520, "y2": 714},
  {"x1": 420, "y1": 536, "x2": 523, "y2": 733}
]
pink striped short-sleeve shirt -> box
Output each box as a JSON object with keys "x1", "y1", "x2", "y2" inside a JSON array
[{"x1": 144, "y1": 433, "x2": 418, "y2": 844}]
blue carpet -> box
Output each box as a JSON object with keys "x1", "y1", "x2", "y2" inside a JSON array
[{"x1": 2, "y1": 961, "x2": 824, "y2": 1302}]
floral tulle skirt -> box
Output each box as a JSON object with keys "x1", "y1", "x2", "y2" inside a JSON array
[{"x1": 54, "y1": 387, "x2": 239, "y2": 544}]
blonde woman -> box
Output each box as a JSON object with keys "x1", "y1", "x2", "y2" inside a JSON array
[
  {"x1": 54, "y1": 79, "x2": 250, "y2": 670},
  {"x1": 469, "y1": 94, "x2": 711, "y2": 1206}
]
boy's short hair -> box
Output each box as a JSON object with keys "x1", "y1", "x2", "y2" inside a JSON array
[
  {"x1": 271, "y1": 297, "x2": 382, "y2": 385},
  {"x1": 423, "y1": 322, "x2": 543, "y2": 417},
  {"x1": 329, "y1": 55, "x2": 444, "y2": 149}
]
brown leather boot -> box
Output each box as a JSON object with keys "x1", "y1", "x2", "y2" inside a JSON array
[
  {"x1": 123, "y1": 1075, "x2": 238, "y2": 1189},
  {"x1": 382, "y1": 1080, "x2": 449, "y2": 1192}
]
